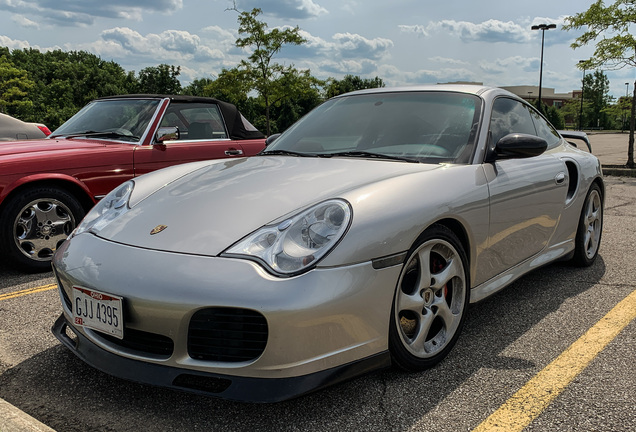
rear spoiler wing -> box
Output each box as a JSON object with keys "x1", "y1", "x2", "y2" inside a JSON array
[{"x1": 558, "y1": 130, "x2": 592, "y2": 152}]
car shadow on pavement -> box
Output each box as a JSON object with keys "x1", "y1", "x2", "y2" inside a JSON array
[{"x1": 0, "y1": 257, "x2": 606, "y2": 432}]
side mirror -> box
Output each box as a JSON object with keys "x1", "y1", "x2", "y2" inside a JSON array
[
  {"x1": 156, "y1": 126, "x2": 180, "y2": 143},
  {"x1": 265, "y1": 133, "x2": 281, "y2": 146},
  {"x1": 486, "y1": 133, "x2": 547, "y2": 162}
]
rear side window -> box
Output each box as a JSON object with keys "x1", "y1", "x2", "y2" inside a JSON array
[{"x1": 529, "y1": 108, "x2": 561, "y2": 149}]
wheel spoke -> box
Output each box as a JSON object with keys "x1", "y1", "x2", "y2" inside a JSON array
[
  {"x1": 397, "y1": 290, "x2": 425, "y2": 314},
  {"x1": 431, "y1": 257, "x2": 462, "y2": 290},
  {"x1": 416, "y1": 244, "x2": 433, "y2": 291},
  {"x1": 433, "y1": 293, "x2": 461, "y2": 334},
  {"x1": 410, "y1": 311, "x2": 435, "y2": 351}
]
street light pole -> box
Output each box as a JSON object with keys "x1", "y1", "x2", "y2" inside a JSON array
[
  {"x1": 578, "y1": 60, "x2": 586, "y2": 130},
  {"x1": 531, "y1": 23, "x2": 556, "y2": 114}
]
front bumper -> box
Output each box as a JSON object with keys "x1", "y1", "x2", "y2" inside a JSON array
[
  {"x1": 52, "y1": 314, "x2": 390, "y2": 402},
  {"x1": 51, "y1": 233, "x2": 401, "y2": 400}
]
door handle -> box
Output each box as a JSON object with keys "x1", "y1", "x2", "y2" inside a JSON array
[
  {"x1": 225, "y1": 149, "x2": 244, "y2": 156},
  {"x1": 555, "y1": 172, "x2": 566, "y2": 185}
]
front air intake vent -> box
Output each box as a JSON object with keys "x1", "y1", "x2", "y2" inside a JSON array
[{"x1": 188, "y1": 307, "x2": 268, "y2": 362}]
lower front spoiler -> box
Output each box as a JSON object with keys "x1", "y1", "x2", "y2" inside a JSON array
[{"x1": 52, "y1": 314, "x2": 391, "y2": 403}]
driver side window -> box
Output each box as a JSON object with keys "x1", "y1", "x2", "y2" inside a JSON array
[{"x1": 489, "y1": 98, "x2": 536, "y2": 146}]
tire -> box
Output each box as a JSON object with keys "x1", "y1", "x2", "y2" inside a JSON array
[
  {"x1": 389, "y1": 224, "x2": 470, "y2": 372},
  {"x1": 571, "y1": 183, "x2": 603, "y2": 267},
  {"x1": 0, "y1": 186, "x2": 85, "y2": 272}
]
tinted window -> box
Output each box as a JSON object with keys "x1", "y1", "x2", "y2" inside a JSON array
[
  {"x1": 489, "y1": 97, "x2": 536, "y2": 146},
  {"x1": 529, "y1": 108, "x2": 561, "y2": 149},
  {"x1": 267, "y1": 92, "x2": 482, "y2": 164}
]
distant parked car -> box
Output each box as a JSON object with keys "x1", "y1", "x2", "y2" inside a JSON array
[
  {"x1": 0, "y1": 95, "x2": 266, "y2": 272},
  {"x1": 0, "y1": 112, "x2": 50, "y2": 141}
]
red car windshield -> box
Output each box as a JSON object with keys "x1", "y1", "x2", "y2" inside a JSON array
[{"x1": 51, "y1": 99, "x2": 161, "y2": 142}]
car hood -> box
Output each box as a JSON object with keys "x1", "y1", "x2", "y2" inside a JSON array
[
  {"x1": 0, "y1": 138, "x2": 113, "y2": 161},
  {"x1": 96, "y1": 156, "x2": 441, "y2": 256}
]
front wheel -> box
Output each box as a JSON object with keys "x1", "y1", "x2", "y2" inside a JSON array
[
  {"x1": 0, "y1": 186, "x2": 85, "y2": 272},
  {"x1": 389, "y1": 224, "x2": 470, "y2": 372}
]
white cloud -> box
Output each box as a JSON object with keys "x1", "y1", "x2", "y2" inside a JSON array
[
  {"x1": 398, "y1": 25, "x2": 428, "y2": 38},
  {"x1": 99, "y1": 27, "x2": 225, "y2": 64},
  {"x1": 237, "y1": 0, "x2": 327, "y2": 19},
  {"x1": 0, "y1": 0, "x2": 184, "y2": 26},
  {"x1": 332, "y1": 32, "x2": 393, "y2": 59},
  {"x1": 11, "y1": 14, "x2": 39, "y2": 29},
  {"x1": 429, "y1": 19, "x2": 531, "y2": 44}
]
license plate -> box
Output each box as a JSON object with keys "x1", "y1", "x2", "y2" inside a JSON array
[{"x1": 72, "y1": 287, "x2": 123, "y2": 339}]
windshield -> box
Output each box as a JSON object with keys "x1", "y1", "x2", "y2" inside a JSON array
[
  {"x1": 51, "y1": 99, "x2": 161, "y2": 142},
  {"x1": 265, "y1": 91, "x2": 482, "y2": 164}
]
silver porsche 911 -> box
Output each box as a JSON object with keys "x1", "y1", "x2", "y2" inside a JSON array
[{"x1": 51, "y1": 85, "x2": 603, "y2": 402}]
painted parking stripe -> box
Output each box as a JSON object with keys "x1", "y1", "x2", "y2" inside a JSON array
[
  {"x1": 473, "y1": 289, "x2": 636, "y2": 432},
  {"x1": 0, "y1": 284, "x2": 56, "y2": 301}
]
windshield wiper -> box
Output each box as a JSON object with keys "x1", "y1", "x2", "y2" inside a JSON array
[
  {"x1": 52, "y1": 131, "x2": 140, "y2": 140},
  {"x1": 259, "y1": 149, "x2": 313, "y2": 157},
  {"x1": 324, "y1": 151, "x2": 420, "y2": 163}
]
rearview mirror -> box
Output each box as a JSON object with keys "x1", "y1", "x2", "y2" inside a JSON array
[
  {"x1": 487, "y1": 133, "x2": 547, "y2": 162},
  {"x1": 265, "y1": 133, "x2": 281, "y2": 146}
]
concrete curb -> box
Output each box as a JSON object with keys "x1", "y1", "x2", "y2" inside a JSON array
[
  {"x1": 602, "y1": 165, "x2": 636, "y2": 178},
  {"x1": 0, "y1": 398, "x2": 56, "y2": 432}
]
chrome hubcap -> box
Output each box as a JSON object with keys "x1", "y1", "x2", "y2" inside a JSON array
[{"x1": 13, "y1": 198, "x2": 75, "y2": 261}]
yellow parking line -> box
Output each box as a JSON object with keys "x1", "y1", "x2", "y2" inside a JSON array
[
  {"x1": 0, "y1": 284, "x2": 57, "y2": 301},
  {"x1": 473, "y1": 289, "x2": 636, "y2": 432}
]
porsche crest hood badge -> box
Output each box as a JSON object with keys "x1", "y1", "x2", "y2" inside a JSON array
[{"x1": 150, "y1": 225, "x2": 168, "y2": 235}]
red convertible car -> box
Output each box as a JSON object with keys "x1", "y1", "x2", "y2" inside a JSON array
[{"x1": 0, "y1": 94, "x2": 266, "y2": 272}]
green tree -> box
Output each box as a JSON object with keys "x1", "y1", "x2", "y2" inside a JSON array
[
  {"x1": 603, "y1": 95, "x2": 633, "y2": 130},
  {"x1": 582, "y1": 70, "x2": 613, "y2": 129},
  {"x1": 5, "y1": 48, "x2": 137, "y2": 129},
  {"x1": 268, "y1": 67, "x2": 323, "y2": 132},
  {"x1": 201, "y1": 68, "x2": 257, "y2": 120},
  {"x1": 564, "y1": 0, "x2": 636, "y2": 166},
  {"x1": 182, "y1": 78, "x2": 215, "y2": 96},
  {"x1": 234, "y1": 7, "x2": 306, "y2": 135},
  {"x1": 136, "y1": 64, "x2": 182, "y2": 94},
  {"x1": 325, "y1": 75, "x2": 385, "y2": 98},
  {"x1": 531, "y1": 99, "x2": 565, "y2": 130},
  {"x1": 0, "y1": 55, "x2": 34, "y2": 116}
]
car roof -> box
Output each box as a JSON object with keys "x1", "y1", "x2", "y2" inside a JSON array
[{"x1": 337, "y1": 84, "x2": 515, "y2": 99}]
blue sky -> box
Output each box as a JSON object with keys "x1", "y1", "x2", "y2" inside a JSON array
[{"x1": 0, "y1": 0, "x2": 634, "y2": 98}]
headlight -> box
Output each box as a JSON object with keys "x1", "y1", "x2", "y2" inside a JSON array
[
  {"x1": 73, "y1": 181, "x2": 134, "y2": 236},
  {"x1": 224, "y1": 199, "x2": 352, "y2": 276}
]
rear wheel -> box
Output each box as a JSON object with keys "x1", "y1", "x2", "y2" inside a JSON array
[
  {"x1": 0, "y1": 186, "x2": 85, "y2": 272},
  {"x1": 571, "y1": 183, "x2": 603, "y2": 267},
  {"x1": 389, "y1": 224, "x2": 470, "y2": 371}
]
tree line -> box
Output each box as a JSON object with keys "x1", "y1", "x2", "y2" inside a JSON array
[{"x1": 0, "y1": 4, "x2": 633, "y2": 162}]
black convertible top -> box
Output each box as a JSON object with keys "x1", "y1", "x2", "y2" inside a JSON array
[{"x1": 98, "y1": 94, "x2": 265, "y2": 141}]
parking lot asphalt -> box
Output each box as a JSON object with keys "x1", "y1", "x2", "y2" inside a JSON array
[{"x1": 1, "y1": 133, "x2": 634, "y2": 432}]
